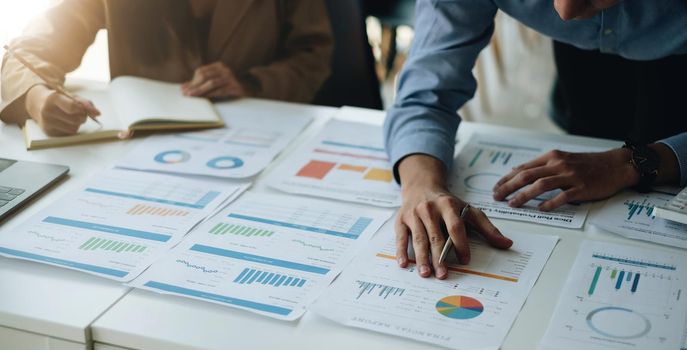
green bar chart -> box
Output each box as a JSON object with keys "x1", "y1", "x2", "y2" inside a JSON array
[
  {"x1": 209, "y1": 222, "x2": 274, "y2": 237},
  {"x1": 78, "y1": 237, "x2": 146, "y2": 253}
]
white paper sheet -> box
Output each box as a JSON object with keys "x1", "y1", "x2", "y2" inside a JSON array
[
  {"x1": 450, "y1": 134, "x2": 605, "y2": 228},
  {"x1": 266, "y1": 119, "x2": 401, "y2": 207},
  {"x1": 592, "y1": 189, "x2": 687, "y2": 249},
  {"x1": 130, "y1": 192, "x2": 392, "y2": 320},
  {"x1": 0, "y1": 168, "x2": 248, "y2": 281},
  {"x1": 540, "y1": 240, "x2": 687, "y2": 350},
  {"x1": 118, "y1": 113, "x2": 312, "y2": 178},
  {"x1": 312, "y1": 228, "x2": 558, "y2": 349}
]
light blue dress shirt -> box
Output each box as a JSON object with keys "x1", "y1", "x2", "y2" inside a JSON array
[{"x1": 385, "y1": 0, "x2": 687, "y2": 186}]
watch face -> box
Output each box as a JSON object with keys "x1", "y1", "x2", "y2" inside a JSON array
[{"x1": 632, "y1": 146, "x2": 660, "y2": 176}]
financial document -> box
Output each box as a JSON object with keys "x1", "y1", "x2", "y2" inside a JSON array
[
  {"x1": 119, "y1": 113, "x2": 312, "y2": 178},
  {"x1": 312, "y1": 228, "x2": 558, "y2": 349},
  {"x1": 540, "y1": 240, "x2": 687, "y2": 350},
  {"x1": 266, "y1": 119, "x2": 401, "y2": 207},
  {"x1": 592, "y1": 189, "x2": 687, "y2": 249},
  {"x1": 450, "y1": 134, "x2": 605, "y2": 228},
  {"x1": 131, "y1": 192, "x2": 392, "y2": 320},
  {"x1": 0, "y1": 168, "x2": 248, "y2": 281}
]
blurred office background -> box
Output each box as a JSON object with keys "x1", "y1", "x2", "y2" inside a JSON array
[{"x1": 0, "y1": 0, "x2": 561, "y2": 133}]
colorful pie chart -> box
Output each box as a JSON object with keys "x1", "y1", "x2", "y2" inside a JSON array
[{"x1": 435, "y1": 295, "x2": 484, "y2": 320}]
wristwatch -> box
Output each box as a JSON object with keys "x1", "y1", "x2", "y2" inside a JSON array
[{"x1": 622, "y1": 142, "x2": 660, "y2": 193}]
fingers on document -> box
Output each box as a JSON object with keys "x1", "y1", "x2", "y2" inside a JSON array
[
  {"x1": 539, "y1": 189, "x2": 578, "y2": 212},
  {"x1": 441, "y1": 202, "x2": 470, "y2": 266},
  {"x1": 468, "y1": 208, "x2": 513, "y2": 249},
  {"x1": 493, "y1": 149, "x2": 576, "y2": 210},
  {"x1": 408, "y1": 214, "x2": 432, "y2": 278},
  {"x1": 417, "y1": 201, "x2": 448, "y2": 279},
  {"x1": 394, "y1": 218, "x2": 410, "y2": 268}
]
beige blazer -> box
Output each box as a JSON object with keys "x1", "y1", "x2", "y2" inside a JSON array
[{"x1": 0, "y1": 0, "x2": 333, "y2": 121}]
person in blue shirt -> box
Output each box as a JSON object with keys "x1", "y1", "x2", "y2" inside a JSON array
[{"x1": 385, "y1": 0, "x2": 687, "y2": 279}]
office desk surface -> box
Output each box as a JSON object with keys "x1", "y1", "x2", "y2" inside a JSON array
[
  {"x1": 87, "y1": 103, "x2": 685, "y2": 350},
  {"x1": 0, "y1": 117, "x2": 133, "y2": 344}
]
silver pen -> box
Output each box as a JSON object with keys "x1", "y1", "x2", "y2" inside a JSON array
[{"x1": 439, "y1": 203, "x2": 471, "y2": 263}]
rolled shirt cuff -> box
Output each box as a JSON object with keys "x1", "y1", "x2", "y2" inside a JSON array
[
  {"x1": 657, "y1": 133, "x2": 687, "y2": 187},
  {"x1": 388, "y1": 130, "x2": 456, "y2": 185}
]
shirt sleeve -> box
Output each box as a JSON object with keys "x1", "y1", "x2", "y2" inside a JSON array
[
  {"x1": 0, "y1": 0, "x2": 104, "y2": 122},
  {"x1": 383, "y1": 0, "x2": 498, "y2": 183},
  {"x1": 657, "y1": 132, "x2": 687, "y2": 187}
]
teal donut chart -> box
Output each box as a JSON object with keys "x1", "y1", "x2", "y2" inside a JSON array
[
  {"x1": 206, "y1": 156, "x2": 244, "y2": 169},
  {"x1": 154, "y1": 150, "x2": 191, "y2": 164}
]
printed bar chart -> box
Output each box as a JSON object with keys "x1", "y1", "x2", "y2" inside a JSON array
[
  {"x1": 127, "y1": 204, "x2": 189, "y2": 217},
  {"x1": 296, "y1": 160, "x2": 393, "y2": 183},
  {"x1": 355, "y1": 280, "x2": 405, "y2": 300},
  {"x1": 587, "y1": 265, "x2": 643, "y2": 296},
  {"x1": 624, "y1": 198, "x2": 656, "y2": 220},
  {"x1": 78, "y1": 237, "x2": 146, "y2": 253},
  {"x1": 468, "y1": 148, "x2": 514, "y2": 167},
  {"x1": 209, "y1": 223, "x2": 274, "y2": 237},
  {"x1": 588, "y1": 266, "x2": 602, "y2": 295},
  {"x1": 233, "y1": 268, "x2": 306, "y2": 287}
]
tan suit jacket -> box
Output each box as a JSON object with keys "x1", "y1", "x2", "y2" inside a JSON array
[{"x1": 0, "y1": 0, "x2": 333, "y2": 121}]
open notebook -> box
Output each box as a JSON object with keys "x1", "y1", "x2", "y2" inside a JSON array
[{"x1": 22, "y1": 76, "x2": 223, "y2": 150}]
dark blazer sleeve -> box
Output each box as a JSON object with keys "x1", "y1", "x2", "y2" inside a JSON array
[{"x1": 244, "y1": 0, "x2": 334, "y2": 103}]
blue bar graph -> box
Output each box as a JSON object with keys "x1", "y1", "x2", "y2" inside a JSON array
[
  {"x1": 615, "y1": 271, "x2": 625, "y2": 290},
  {"x1": 631, "y1": 273, "x2": 640, "y2": 293},
  {"x1": 233, "y1": 268, "x2": 306, "y2": 288}
]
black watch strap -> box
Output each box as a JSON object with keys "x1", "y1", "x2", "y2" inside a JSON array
[{"x1": 622, "y1": 142, "x2": 660, "y2": 193}]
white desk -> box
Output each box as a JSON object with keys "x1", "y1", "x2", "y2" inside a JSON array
[
  {"x1": 2, "y1": 99, "x2": 683, "y2": 350},
  {"x1": 0, "y1": 113, "x2": 134, "y2": 350},
  {"x1": 90, "y1": 103, "x2": 685, "y2": 350}
]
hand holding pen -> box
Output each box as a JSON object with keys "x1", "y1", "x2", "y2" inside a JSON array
[{"x1": 4, "y1": 45, "x2": 101, "y2": 136}]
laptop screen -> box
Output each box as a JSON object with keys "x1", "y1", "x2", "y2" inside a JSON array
[{"x1": 0, "y1": 158, "x2": 16, "y2": 173}]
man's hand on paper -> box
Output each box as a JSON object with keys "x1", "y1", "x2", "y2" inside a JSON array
[
  {"x1": 396, "y1": 154, "x2": 513, "y2": 279},
  {"x1": 493, "y1": 149, "x2": 639, "y2": 211},
  {"x1": 182, "y1": 62, "x2": 247, "y2": 99}
]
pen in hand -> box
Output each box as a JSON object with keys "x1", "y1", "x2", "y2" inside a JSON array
[
  {"x1": 439, "y1": 203, "x2": 472, "y2": 264},
  {"x1": 3, "y1": 45, "x2": 102, "y2": 127}
]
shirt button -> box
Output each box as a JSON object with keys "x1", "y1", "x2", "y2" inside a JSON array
[{"x1": 604, "y1": 28, "x2": 613, "y2": 35}]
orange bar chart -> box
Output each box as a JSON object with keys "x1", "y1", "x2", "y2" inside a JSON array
[
  {"x1": 296, "y1": 160, "x2": 337, "y2": 179},
  {"x1": 364, "y1": 168, "x2": 393, "y2": 183},
  {"x1": 338, "y1": 164, "x2": 367, "y2": 172}
]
